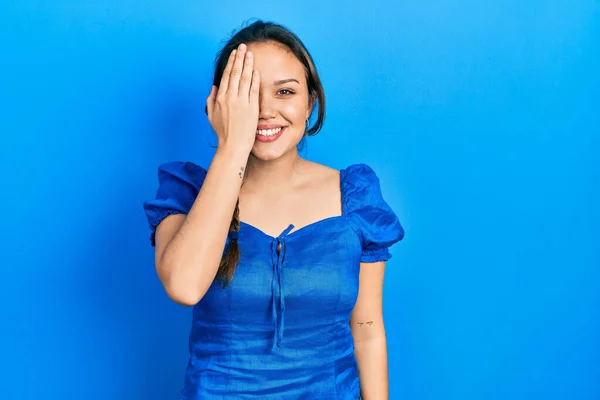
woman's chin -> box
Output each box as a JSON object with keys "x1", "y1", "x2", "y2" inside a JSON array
[
  {"x1": 250, "y1": 147, "x2": 287, "y2": 162},
  {"x1": 250, "y1": 139, "x2": 301, "y2": 162}
]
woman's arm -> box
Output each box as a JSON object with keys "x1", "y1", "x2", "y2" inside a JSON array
[
  {"x1": 154, "y1": 44, "x2": 259, "y2": 306},
  {"x1": 350, "y1": 261, "x2": 389, "y2": 400},
  {"x1": 154, "y1": 147, "x2": 249, "y2": 306}
]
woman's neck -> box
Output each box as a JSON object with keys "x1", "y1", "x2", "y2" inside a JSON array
[{"x1": 243, "y1": 150, "x2": 305, "y2": 193}]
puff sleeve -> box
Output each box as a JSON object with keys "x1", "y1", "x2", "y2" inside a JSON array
[
  {"x1": 342, "y1": 164, "x2": 405, "y2": 263},
  {"x1": 142, "y1": 161, "x2": 207, "y2": 246}
]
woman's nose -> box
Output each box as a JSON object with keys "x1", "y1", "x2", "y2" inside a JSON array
[{"x1": 259, "y1": 95, "x2": 276, "y2": 119}]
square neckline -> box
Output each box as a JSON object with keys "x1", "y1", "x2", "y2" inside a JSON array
[
  {"x1": 239, "y1": 215, "x2": 345, "y2": 240},
  {"x1": 238, "y1": 167, "x2": 348, "y2": 240}
]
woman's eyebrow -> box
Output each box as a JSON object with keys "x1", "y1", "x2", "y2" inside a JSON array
[{"x1": 274, "y1": 78, "x2": 300, "y2": 85}]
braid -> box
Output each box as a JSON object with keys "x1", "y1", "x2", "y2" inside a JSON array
[{"x1": 216, "y1": 198, "x2": 241, "y2": 287}]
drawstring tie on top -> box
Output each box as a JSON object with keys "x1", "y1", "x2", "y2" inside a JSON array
[{"x1": 270, "y1": 223, "x2": 294, "y2": 351}]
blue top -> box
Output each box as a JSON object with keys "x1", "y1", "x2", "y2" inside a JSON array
[{"x1": 143, "y1": 161, "x2": 405, "y2": 400}]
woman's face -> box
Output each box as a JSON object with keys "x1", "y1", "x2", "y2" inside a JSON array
[{"x1": 246, "y1": 41, "x2": 312, "y2": 162}]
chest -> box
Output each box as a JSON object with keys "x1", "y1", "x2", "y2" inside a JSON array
[
  {"x1": 198, "y1": 216, "x2": 362, "y2": 321},
  {"x1": 238, "y1": 179, "x2": 342, "y2": 240}
]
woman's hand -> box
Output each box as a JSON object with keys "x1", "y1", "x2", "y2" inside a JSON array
[{"x1": 206, "y1": 43, "x2": 260, "y2": 154}]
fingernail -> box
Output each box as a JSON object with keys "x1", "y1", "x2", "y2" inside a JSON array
[
  {"x1": 239, "y1": 43, "x2": 246, "y2": 51},
  {"x1": 247, "y1": 51, "x2": 252, "y2": 58}
]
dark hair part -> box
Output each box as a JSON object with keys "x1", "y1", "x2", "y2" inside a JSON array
[{"x1": 211, "y1": 20, "x2": 326, "y2": 286}]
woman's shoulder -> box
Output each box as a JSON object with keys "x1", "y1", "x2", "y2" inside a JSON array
[
  {"x1": 299, "y1": 159, "x2": 381, "y2": 195},
  {"x1": 300, "y1": 159, "x2": 376, "y2": 180},
  {"x1": 339, "y1": 163, "x2": 381, "y2": 191},
  {"x1": 338, "y1": 162, "x2": 394, "y2": 216},
  {"x1": 338, "y1": 162, "x2": 405, "y2": 253},
  {"x1": 156, "y1": 160, "x2": 208, "y2": 187},
  {"x1": 157, "y1": 160, "x2": 207, "y2": 175},
  {"x1": 295, "y1": 159, "x2": 339, "y2": 190},
  {"x1": 299, "y1": 159, "x2": 338, "y2": 175}
]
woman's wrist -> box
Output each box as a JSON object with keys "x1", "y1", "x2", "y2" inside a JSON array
[{"x1": 216, "y1": 142, "x2": 252, "y2": 160}]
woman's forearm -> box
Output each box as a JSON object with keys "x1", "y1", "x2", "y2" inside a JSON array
[
  {"x1": 158, "y1": 146, "x2": 248, "y2": 304},
  {"x1": 354, "y1": 334, "x2": 389, "y2": 400}
]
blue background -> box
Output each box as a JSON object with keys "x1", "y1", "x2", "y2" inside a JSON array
[{"x1": 1, "y1": 1, "x2": 598, "y2": 399}]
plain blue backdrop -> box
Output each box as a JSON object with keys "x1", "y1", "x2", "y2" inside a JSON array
[{"x1": 1, "y1": 1, "x2": 598, "y2": 399}]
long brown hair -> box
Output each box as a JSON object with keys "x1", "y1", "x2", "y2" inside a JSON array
[{"x1": 209, "y1": 20, "x2": 326, "y2": 286}]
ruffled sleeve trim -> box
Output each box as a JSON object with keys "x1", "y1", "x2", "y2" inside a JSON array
[
  {"x1": 142, "y1": 161, "x2": 207, "y2": 247},
  {"x1": 360, "y1": 248, "x2": 393, "y2": 263},
  {"x1": 341, "y1": 163, "x2": 405, "y2": 263}
]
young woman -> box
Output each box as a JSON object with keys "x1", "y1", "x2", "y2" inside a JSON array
[{"x1": 143, "y1": 20, "x2": 404, "y2": 400}]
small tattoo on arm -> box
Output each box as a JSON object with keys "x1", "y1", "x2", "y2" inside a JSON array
[
  {"x1": 357, "y1": 321, "x2": 374, "y2": 327},
  {"x1": 239, "y1": 166, "x2": 245, "y2": 178}
]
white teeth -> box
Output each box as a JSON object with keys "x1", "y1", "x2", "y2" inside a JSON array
[{"x1": 256, "y1": 127, "x2": 283, "y2": 136}]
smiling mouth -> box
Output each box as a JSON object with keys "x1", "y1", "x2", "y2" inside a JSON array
[
  {"x1": 255, "y1": 126, "x2": 286, "y2": 142},
  {"x1": 256, "y1": 127, "x2": 283, "y2": 136}
]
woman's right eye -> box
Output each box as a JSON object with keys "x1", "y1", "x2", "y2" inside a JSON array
[{"x1": 277, "y1": 89, "x2": 295, "y2": 96}]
